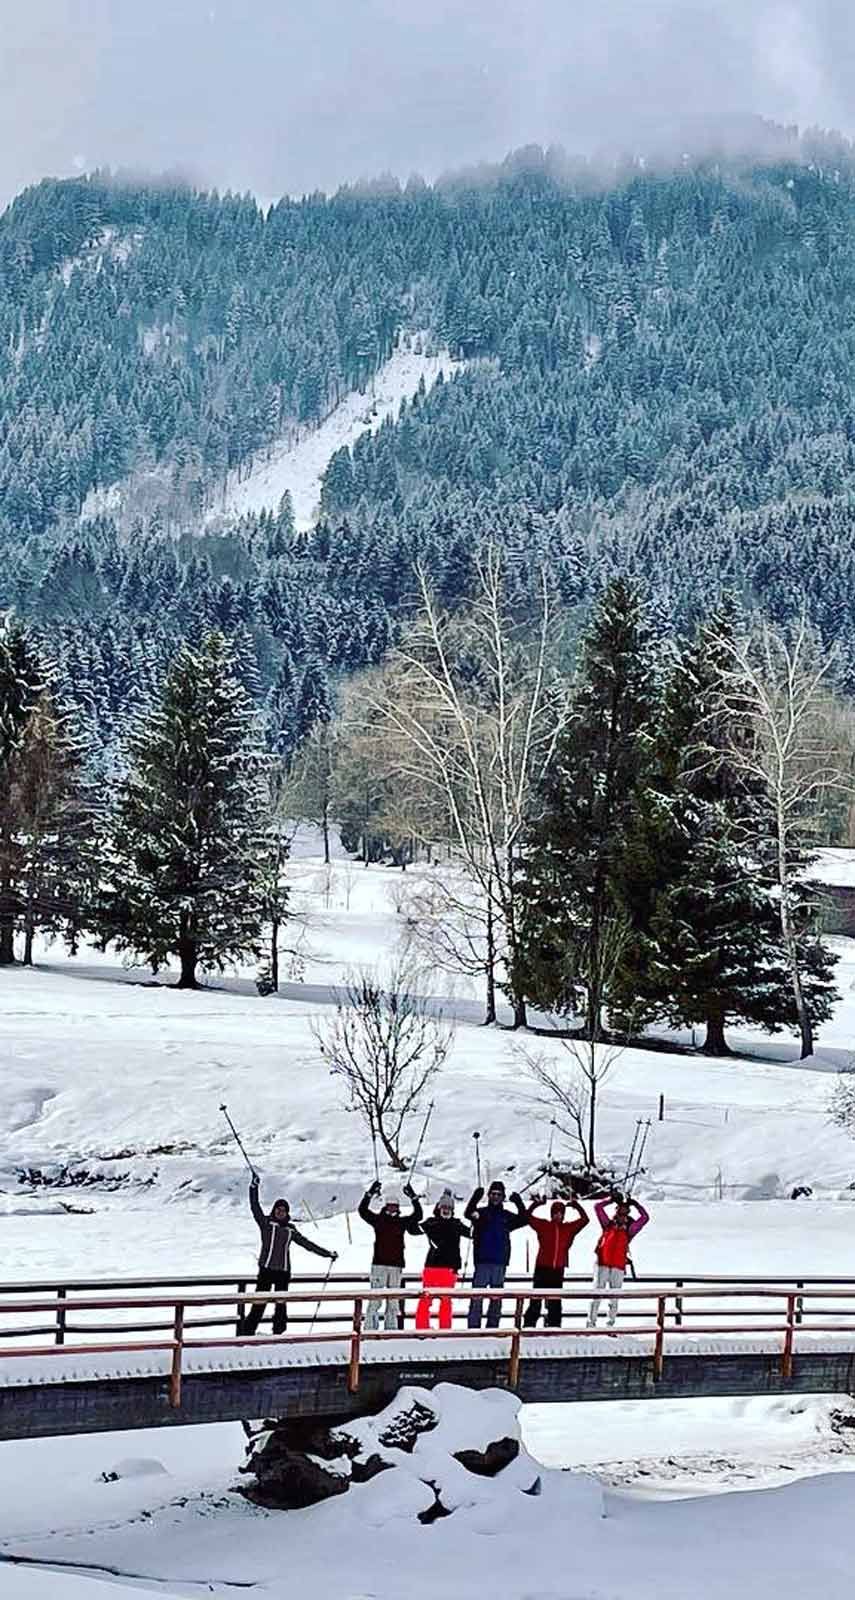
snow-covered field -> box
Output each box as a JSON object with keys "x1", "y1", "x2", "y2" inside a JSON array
[
  {"x1": 2, "y1": 853, "x2": 855, "y2": 1596},
  {"x1": 207, "y1": 334, "x2": 464, "y2": 528}
]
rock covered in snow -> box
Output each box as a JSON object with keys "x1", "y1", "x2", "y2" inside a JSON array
[{"x1": 241, "y1": 1383, "x2": 541, "y2": 1515}]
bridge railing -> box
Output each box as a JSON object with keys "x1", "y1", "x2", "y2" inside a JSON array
[
  {"x1": 1, "y1": 1284, "x2": 855, "y2": 1407},
  {"x1": 2, "y1": 1272, "x2": 854, "y2": 1346}
]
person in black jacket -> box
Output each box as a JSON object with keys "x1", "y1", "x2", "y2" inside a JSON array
[
  {"x1": 240, "y1": 1176, "x2": 337, "y2": 1336},
  {"x1": 464, "y1": 1181, "x2": 527, "y2": 1328},
  {"x1": 358, "y1": 1180, "x2": 423, "y2": 1330},
  {"x1": 416, "y1": 1189, "x2": 470, "y2": 1330}
]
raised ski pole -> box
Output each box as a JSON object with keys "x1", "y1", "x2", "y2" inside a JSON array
[
  {"x1": 408, "y1": 1100, "x2": 434, "y2": 1188},
  {"x1": 369, "y1": 1115, "x2": 380, "y2": 1184},
  {"x1": 626, "y1": 1119, "x2": 653, "y2": 1195},
  {"x1": 219, "y1": 1104, "x2": 257, "y2": 1178},
  {"x1": 622, "y1": 1120, "x2": 642, "y2": 1191},
  {"x1": 473, "y1": 1131, "x2": 482, "y2": 1188}
]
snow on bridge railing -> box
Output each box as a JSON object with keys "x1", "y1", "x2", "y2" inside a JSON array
[
  {"x1": 2, "y1": 1284, "x2": 855, "y2": 1407},
  {"x1": 1, "y1": 1272, "x2": 854, "y2": 1346}
]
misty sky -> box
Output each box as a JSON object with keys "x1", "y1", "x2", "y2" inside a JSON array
[{"x1": 2, "y1": 1, "x2": 853, "y2": 206}]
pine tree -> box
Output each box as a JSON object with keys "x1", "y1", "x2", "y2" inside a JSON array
[
  {"x1": 0, "y1": 614, "x2": 48, "y2": 964},
  {"x1": 8, "y1": 688, "x2": 101, "y2": 964},
  {"x1": 105, "y1": 632, "x2": 270, "y2": 987},
  {"x1": 514, "y1": 579, "x2": 659, "y2": 1034},
  {"x1": 611, "y1": 615, "x2": 838, "y2": 1053}
]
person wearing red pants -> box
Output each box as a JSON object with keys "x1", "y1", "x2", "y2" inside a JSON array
[{"x1": 416, "y1": 1190, "x2": 470, "y2": 1330}]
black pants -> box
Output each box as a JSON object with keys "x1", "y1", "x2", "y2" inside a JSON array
[
  {"x1": 523, "y1": 1266, "x2": 564, "y2": 1328},
  {"x1": 242, "y1": 1269, "x2": 290, "y2": 1335}
]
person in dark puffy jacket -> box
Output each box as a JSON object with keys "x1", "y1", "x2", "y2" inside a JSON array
[
  {"x1": 416, "y1": 1189, "x2": 470, "y2": 1330},
  {"x1": 464, "y1": 1181, "x2": 527, "y2": 1328},
  {"x1": 358, "y1": 1180, "x2": 423, "y2": 1330},
  {"x1": 240, "y1": 1176, "x2": 337, "y2": 1336}
]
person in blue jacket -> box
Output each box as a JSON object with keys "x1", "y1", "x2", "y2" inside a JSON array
[{"x1": 464, "y1": 1181, "x2": 527, "y2": 1328}]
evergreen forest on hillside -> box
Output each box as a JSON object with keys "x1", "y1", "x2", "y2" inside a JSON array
[{"x1": 3, "y1": 139, "x2": 855, "y2": 755}]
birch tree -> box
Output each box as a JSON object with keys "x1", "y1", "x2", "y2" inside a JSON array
[
  {"x1": 715, "y1": 616, "x2": 848, "y2": 1058},
  {"x1": 366, "y1": 546, "x2": 568, "y2": 1028}
]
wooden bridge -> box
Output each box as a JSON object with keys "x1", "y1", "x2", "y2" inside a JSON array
[{"x1": 1, "y1": 1272, "x2": 855, "y2": 1440}]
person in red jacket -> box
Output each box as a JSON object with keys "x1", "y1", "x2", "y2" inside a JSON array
[
  {"x1": 587, "y1": 1193, "x2": 650, "y2": 1328},
  {"x1": 523, "y1": 1196, "x2": 589, "y2": 1327}
]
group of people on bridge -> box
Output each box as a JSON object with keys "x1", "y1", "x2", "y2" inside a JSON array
[{"x1": 240, "y1": 1175, "x2": 649, "y2": 1338}]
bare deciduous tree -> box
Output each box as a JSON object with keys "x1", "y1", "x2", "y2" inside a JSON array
[
  {"x1": 517, "y1": 1033, "x2": 625, "y2": 1170},
  {"x1": 312, "y1": 959, "x2": 453, "y2": 1170},
  {"x1": 395, "y1": 866, "x2": 499, "y2": 1024},
  {"x1": 715, "y1": 615, "x2": 849, "y2": 1058},
  {"x1": 366, "y1": 545, "x2": 569, "y2": 1027}
]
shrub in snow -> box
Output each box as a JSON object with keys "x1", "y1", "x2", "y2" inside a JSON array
[{"x1": 100, "y1": 1457, "x2": 168, "y2": 1483}]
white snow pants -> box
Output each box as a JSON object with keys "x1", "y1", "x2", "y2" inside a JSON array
[
  {"x1": 587, "y1": 1264, "x2": 624, "y2": 1326},
  {"x1": 365, "y1": 1265, "x2": 403, "y2": 1331}
]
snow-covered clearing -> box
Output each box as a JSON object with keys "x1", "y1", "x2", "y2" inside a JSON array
[
  {"x1": 207, "y1": 333, "x2": 463, "y2": 529},
  {"x1": 3, "y1": 853, "x2": 855, "y2": 1595}
]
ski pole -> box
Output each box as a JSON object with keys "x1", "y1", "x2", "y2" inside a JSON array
[
  {"x1": 408, "y1": 1100, "x2": 434, "y2": 1187},
  {"x1": 369, "y1": 1114, "x2": 380, "y2": 1183},
  {"x1": 622, "y1": 1120, "x2": 642, "y2": 1191},
  {"x1": 308, "y1": 1257, "x2": 336, "y2": 1337},
  {"x1": 627, "y1": 1120, "x2": 652, "y2": 1195},
  {"x1": 219, "y1": 1103, "x2": 257, "y2": 1177},
  {"x1": 473, "y1": 1131, "x2": 482, "y2": 1188}
]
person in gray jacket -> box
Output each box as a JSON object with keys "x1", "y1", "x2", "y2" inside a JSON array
[{"x1": 240, "y1": 1175, "x2": 337, "y2": 1336}]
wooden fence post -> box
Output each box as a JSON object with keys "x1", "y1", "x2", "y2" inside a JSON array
[
  {"x1": 782, "y1": 1294, "x2": 795, "y2": 1380},
  {"x1": 169, "y1": 1303, "x2": 185, "y2": 1409},
  {"x1": 508, "y1": 1297, "x2": 524, "y2": 1390},
  {"x1": 348, "y1": 1297, "x2": 363, "y2": 1394},
  {"x1": 653, "y1": 1295, "x2": 666, "y2": 1381},
  {"x1": 55, "y1": 1287, "x2": 67, "y2": 1346},
  {"x1": 235, "y1": 1280, "x2": 247, "y2": 1335}
]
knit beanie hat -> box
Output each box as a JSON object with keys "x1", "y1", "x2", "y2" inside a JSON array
[{"x1": 435, "y1": 1187, "x2": 455, "y2": 1215}]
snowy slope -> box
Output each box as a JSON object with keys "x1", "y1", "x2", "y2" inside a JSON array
[
  {"x1": 1, "y1": 856, "x2": 855, "y2": 1295},
  {"x1": 206, "y1": 333, "x2": 464, "y2": 529}
]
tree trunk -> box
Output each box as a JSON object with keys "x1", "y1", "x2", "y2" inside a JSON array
[
  {"x1": 702, "y1": 1004, "x2": 730, "y2": 1056},
  {"x1": 483, "y1": 892, "x2": 497, "y2": 1025},
  {"x1": 587, "y1": 1074, "x2": 597, "y2": 1169},
  {"x1": 512, "y1": 995, "x2": 528, "y2": 1030},
  {"x1": 270, "y1": 916, "x2": 280, "y2": 993},
  {"x1": 0, "y1": 850, "x2": 15, "y2": 966},
  {"x1": 376, "y1": 1119, "x2": 406, "y2": 1170},
  {"x1": 778, "y1": 860, "x2": 814, "y2": 1059},
  {"x1": 177, "y1": 917, "x2": 199, "y2": 989},
  {"x1": 23, "y1": 924, "x2": 34, "y2": 967},
  {"x1": 321, "y1": 805, "x2": 330, "y2": 867}
]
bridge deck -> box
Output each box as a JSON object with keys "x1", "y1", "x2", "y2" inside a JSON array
[{"x1": 1, "y1": 1275, "x2": 854, "y2": 1439}]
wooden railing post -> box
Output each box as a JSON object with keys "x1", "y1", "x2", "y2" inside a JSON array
[
  {"x1": 169, "y1": 1303, "x2": 185, "y2": 1409},
  {"x1": 236, "y1": 1279, "x2": 247, "y2": 1335},
  {"x1": 653, "y1": 1295, "x2": 666, "y2": 1381},
  {"x1": 795, "y1": 1281, "x2": 804, "y2": 1327},
  {"x1": 348, "y1": 1297, "x2": 363, "y2": 1394},
  {"x1": 55, "y1": 1287, "x2": 67, "y2": 1346},
  {"x1": 674, "y1": 1280, "x2": 683, "y2": 1329},
  {"x1": 782, "y1": 1293, "x2": 795, "y2": 1380},
  {"x1": 508, "y1": 1296, "x2": 524, "y2": 1390}
]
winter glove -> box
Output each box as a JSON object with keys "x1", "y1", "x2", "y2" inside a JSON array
[
  {"x1": 330, "y1": 1251, "x2": 339, "y2": 1261},
  {"x1": 250, "y1": 1173, "x2": 260, "y2": 1188},
  {"x1": 510, "y1": 1191, "x2": 523, "y2": 1206},
  {"x1": 368, "y1": 1179, "x2": 382, "y2": 1197},
  {"x1": 471, "y1": 1186, "x2": 484, "y2": 1201},
  {"x1": 403, "y1": 1182, "x2": 416, "y2": 1199}
]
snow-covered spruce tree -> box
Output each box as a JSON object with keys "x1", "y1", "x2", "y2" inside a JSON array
[
  {"x1": 513, "y1": 578, "x2": 659, "y2": 1037},
  {"x1": 0, "y1": 614, "x2": 49, "y2": 964},
  {"x1": 104, "y1": 633, "x2": 270, "y2": 988},
  {"x1": 7, "y1": 688, "x2": 103, "y2": 964},
  {"x1": 609, "y1": 612, "x2": 838, "y2": 1054}
]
